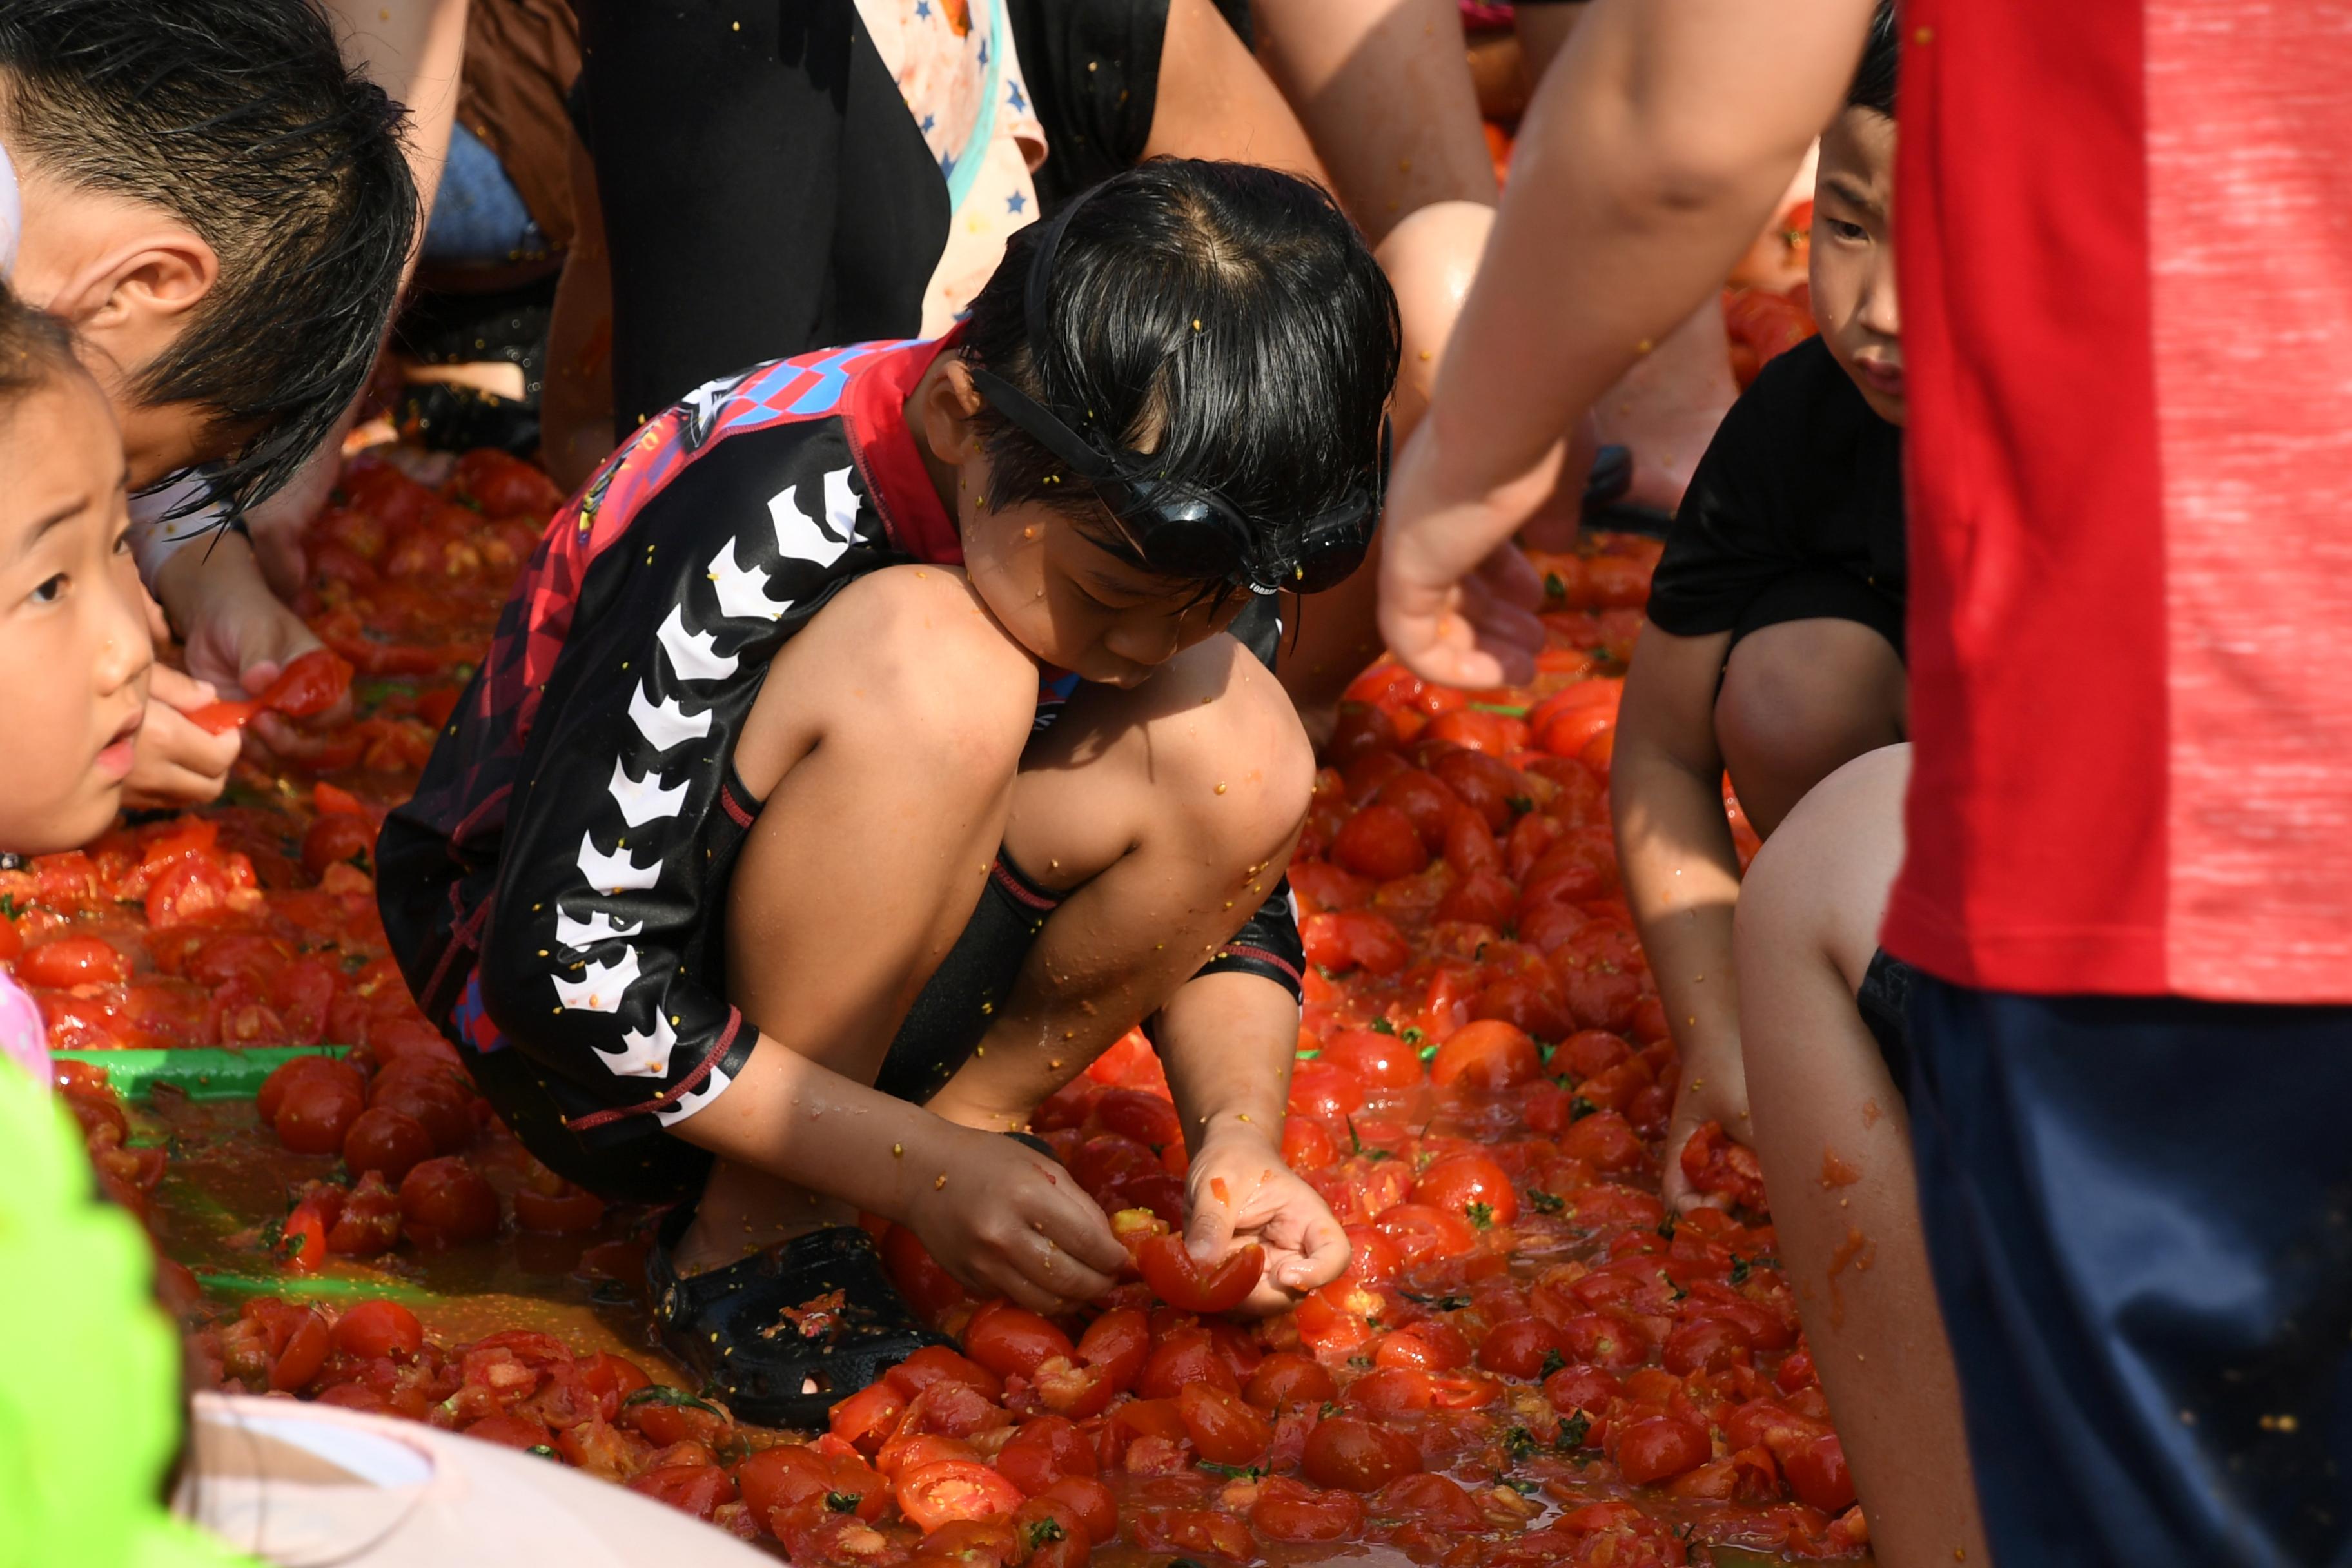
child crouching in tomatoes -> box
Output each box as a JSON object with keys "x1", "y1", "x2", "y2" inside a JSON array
[{"x1": 379, "y1": 161, "x2": 1396, "y2": 1424}]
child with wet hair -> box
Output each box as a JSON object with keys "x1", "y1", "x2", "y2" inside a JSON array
[
  {"x1": 0, "y1": 0, "x2": 418, "y2": 807},
  {"x1": 382, "y1": 159, "x2": 1400, "y2": 1424}
]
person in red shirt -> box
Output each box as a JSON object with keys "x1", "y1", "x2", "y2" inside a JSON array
[{"x1": 1376, "y1": 1, "x2": 2352, "y2": 1562}]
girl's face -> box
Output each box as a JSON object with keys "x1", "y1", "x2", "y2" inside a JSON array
[
  {"x1": 1811, "y1": 106, "x2": 1904, "y2": 426},
  {"x1": 0, "y1": 369, "x2": 149, "y2": 854}
]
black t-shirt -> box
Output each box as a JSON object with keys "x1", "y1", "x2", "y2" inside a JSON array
[
  {"x1": 1645, "y1": 335, "x2": 1906, "y2": 648},
  {"x1": 1005, "y1": 0, "x2": 1253, "y2": 211}
]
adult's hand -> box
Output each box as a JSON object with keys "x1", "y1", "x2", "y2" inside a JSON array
[
  {"x1": 1376, "y1": 422, "x2": 1551, "y2": 687},
  {"x1": 1373, "y1": 0, "x2": 1875, "y2": 683}
]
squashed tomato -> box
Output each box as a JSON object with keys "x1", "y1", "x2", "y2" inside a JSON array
[
  {"x1": 1136, "y1": 1235, "x2": 1264, "y2": 1314},
  {"x1": 892, "y1": 1458, "x2": 1024, "y2": 1533}
]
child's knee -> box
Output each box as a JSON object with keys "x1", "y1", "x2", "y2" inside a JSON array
[
  {"x1": 1714, "y1": 620, "x2": 1901, "y2": 787},
  {"x1": 1153, "y1": 638, "x2": 1317, "y2": 858}
]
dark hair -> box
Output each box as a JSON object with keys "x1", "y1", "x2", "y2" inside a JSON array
[
  {"x1": 0, "y1": 0, "x2": 418, "y2": 513},
  {"x1": 961, "y1": 160, "x2": 1399, "y2": 577},
  {"x1": 0, "y1": 284, "x2": 80, "y2": 413},
  {"x1": 1847, "y1": 1, "x2": 1899, "y2": 117}
]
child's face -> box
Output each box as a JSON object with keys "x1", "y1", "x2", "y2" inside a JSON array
[
  {"x1": 0, "y1": 369, "x2": 150, "y2": 854},
  {"x1": 914, "y1": 357, "x2": 1250, "y2": 683},
  {"x1": 960, "y1": 487, "x2": 1248, "y2": 687},
  {"x1": 1810, "y1": 106, "x2": 1903, "y2": 426}
]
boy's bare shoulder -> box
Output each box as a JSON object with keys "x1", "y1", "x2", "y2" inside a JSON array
[{"x1": 799, "y1": 562, "x2": 1023, "y2": 665}]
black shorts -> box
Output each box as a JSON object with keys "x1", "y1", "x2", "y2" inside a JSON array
[
  {"x1": 466, "y1": 849, "x2": 1064, "y2": 1203},
  {"x1": 1729, "y1": 565, "x2": 1905, "y2": 663},
  {"x1": 1856, "y1": 946, "x2": 1916, "y2": 1099}
]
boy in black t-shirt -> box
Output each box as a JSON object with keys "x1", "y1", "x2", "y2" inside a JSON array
[{"x1": 1610, "y1": 4, "x2": 1905, "y2": 1211}]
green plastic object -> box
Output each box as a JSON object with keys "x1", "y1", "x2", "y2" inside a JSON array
[
  {"x1": 0, "y1": 1061, "x2": 259, "y2": 1568},
  {"x1": 52, "y1": 1044, "x2": 350, "y2": 1102},
  {"x1": 54, "y1": 1046, "x2": 449, "y2": 1309},
  {"x1": 191, "y1": 1269, "x2": 437, "y2": 1306}
]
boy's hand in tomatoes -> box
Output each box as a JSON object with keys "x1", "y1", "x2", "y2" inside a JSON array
[
  {"x1": 1179, "y1": 1126, "x2": 1349, "y2": 1314},
  {"x1": 901, "y1": 1125, "x2": 1130, "y2": 1317}
]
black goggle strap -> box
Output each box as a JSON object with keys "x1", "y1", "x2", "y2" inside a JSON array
[{"x1": 966, "y1": 366, "x2": 1124, "y2": 484}]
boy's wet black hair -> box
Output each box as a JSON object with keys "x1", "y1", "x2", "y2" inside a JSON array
[
  {"x1": 0, "y1": 0, "x2": 418, "y2": 514},
  {"x1": 960, "y1": 159, "x2": 1400, "y2": 580},
  {"x1": 1847, "y1": 1, "x2": 1900, "y2": 117}
]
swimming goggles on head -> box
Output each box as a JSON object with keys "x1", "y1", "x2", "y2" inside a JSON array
[{"x1": 965, "y1": 183, "x2": 1386, "y2": 597}]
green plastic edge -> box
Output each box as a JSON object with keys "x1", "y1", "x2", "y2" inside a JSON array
[
  {"x1": 53, "y1": 1045, "x2": 349, "y2": 1102},
  {"x1": 190, "y1": 1269, "x2": 437, "y2": 1306},
  {"x1": 55, "y1": 1047, "x2": 444, "y2": 1307}
]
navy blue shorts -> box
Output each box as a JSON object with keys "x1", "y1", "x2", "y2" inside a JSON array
[{"x1": 1905, "y1": 975, "x2": 2352, "y2": 1568}]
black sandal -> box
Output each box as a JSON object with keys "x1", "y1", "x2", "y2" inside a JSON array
[{"x1": 646, "y1": 1207, "x2": 952, "y2": 1429}]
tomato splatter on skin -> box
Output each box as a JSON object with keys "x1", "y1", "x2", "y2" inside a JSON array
[
  {"x1": 1826, "y1": 1226, "x2": 1878, "y2": 1329},
  {"x1": 1821, "y1": 1148, "x2": 1865, "y2": 1188}
]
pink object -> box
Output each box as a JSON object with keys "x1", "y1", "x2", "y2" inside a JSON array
[{"x1": 0, "y1": 968, "x2": 50, "y2": 1084}]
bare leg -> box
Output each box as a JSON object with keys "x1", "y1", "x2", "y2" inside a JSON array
[
  {"x1": 1714, "y1": 617, "x2": 1906, "y2": 834},
  {"x1": 680, "y1": 567, "x2": 1041, "y2": 1273},
  {"x1": 926, "y1": 634, "x2": 1311, "y2": 1129},
  {"x1": 1735, "y1": 744, "x2": 1991, "y2": 1568},
  {"x1": 693, "y1": 576, "x2": 1308, "y2": 1273}
]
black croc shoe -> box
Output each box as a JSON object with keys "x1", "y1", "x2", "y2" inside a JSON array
[{"x1": 647, "y1": 1208, "x2": 952, "y2": 1428}]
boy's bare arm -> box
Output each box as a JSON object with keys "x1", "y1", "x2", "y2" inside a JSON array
[
  {"x1": 1610, "y1": 623, "x2": 1750, "y2": 1209},
  {"x1": 1378, "y1": 0, "x2": 1877, "y2": 686}
]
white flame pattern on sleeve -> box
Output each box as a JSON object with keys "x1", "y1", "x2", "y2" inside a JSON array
[
  {"x1": 576, "y1": 831, "x2": 662, "y2": 894},
  {"x1": 627, "y1": 681, "x2": 711, "y2": 751},
  {"x1": 654, "y1": 1064, "x2": 734, "y2": 1127},
  {"x1": 768, "y1": 465, "x2": 861, "y2": 569},
  {"x1": 595, "y1": 1012, "x2": 680, "y2": 1079},
  {"x1": 552, "y1": 945, "x2": 642, "y2": 1012},
  {"x1": 564, "y1": 455, "x2": 867, "y2": 1095},
  {"x1": 708, "y1": 537, "x2": 789, "y2": 621},
  {"x1": 554, "y1": 904, "x2": 644, "y2": 949},
  {"x1": 607, "y1": 756, "x2": 689, "y2": 827},
  {"x1": 656, "y1": 603, "x2": 738, "y2": 681}
]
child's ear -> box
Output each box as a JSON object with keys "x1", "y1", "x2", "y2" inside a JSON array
[
  {"x1": 919, "y1": 354, "x2": 991, "y2": 464},
  {"x1": 53, "y1": 229, "x2": 218, "y2": 373}
]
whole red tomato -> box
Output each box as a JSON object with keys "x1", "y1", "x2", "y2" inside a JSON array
[
  {"x1": 1428, "y1": 1019, "x2": 1542, "y2": 1091},
  {"x1": 1302, "y1": 1415, "x2": 1422, "y2": 1491},
  {"x1": 1615, "y1": 1413, "x2": 1712, "y2": 1485},
  {"x1": 961, "y1": 1300, "x2": 1073, "y2": 1381},
  {"x1": 398, "y1": 1157, "x2": 500, "y2": 1245},
  {"x1": 332, "y1": 1299, "x2": 423, "y2": 1360}
]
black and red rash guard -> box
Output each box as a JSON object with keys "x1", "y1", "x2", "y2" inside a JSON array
[{"x1": 378, "y1": 333, "x2": 1302, "y2": 1156}]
